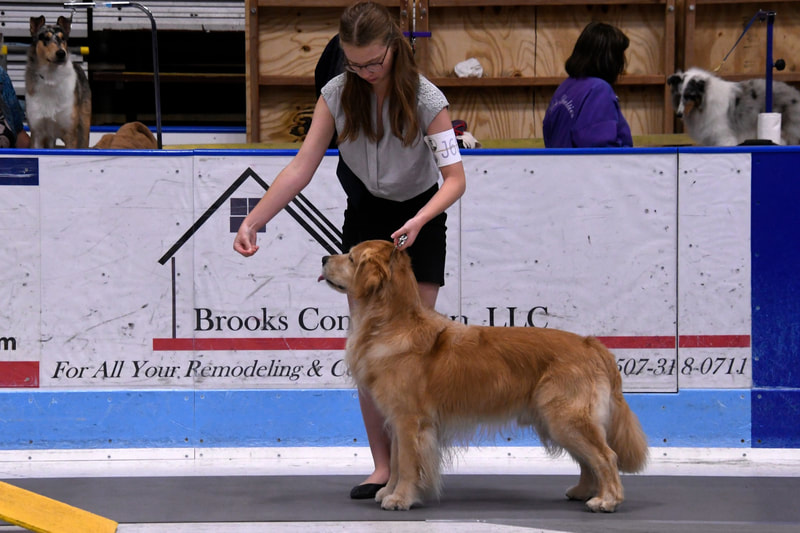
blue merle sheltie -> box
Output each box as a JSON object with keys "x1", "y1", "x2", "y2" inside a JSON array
[{"x1": 668, "y1": 67, "x2": 800, "y2": 146}]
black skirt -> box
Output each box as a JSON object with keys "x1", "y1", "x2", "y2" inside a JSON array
[{"x1": 340, "y1": 164, "x2": 447, "y2": 287}]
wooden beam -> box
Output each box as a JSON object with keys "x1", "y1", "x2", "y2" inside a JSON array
[{"x1": 0, "y1": 481, "x2": 118, "y2": 533}]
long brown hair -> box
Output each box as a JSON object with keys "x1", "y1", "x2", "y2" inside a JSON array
[{"x1": 338, "y1": 2, "x2": 420, "y2": 146}]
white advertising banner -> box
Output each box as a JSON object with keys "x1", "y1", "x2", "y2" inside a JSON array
[
  {"x1": 0, "y1": 151, "x2": 751, "y2": 392},
  {"x1": 460, "y1": 154, "x2": 679, "y2": 392},
  {"x1": 677, "y1": 153, "x2": 752, "y2": 388}
]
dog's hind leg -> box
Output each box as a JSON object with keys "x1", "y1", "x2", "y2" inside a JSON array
[
  {"x1": 555, "y1": 418, "x2": 624, "y2": 512},
  {"x1": 379, "y1": 415, "x2": 438, "y2": 510},
  {"x1": 536, "y1": 382, "x2": 624, "y2": 512},
  {"x1": 565, "y1": 460, "x2": 597, "y2": 502}
]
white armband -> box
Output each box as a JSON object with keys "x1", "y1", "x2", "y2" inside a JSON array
[{"x1": 424, "y1": 128, "x2": 462, "y2": 168}]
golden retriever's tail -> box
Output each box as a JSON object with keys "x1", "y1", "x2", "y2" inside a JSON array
[
  {"x1": 608, "y1": 392, "x2": 649, "y2": 473},
  {"x1": 588, "y1": 337, "x2": 649, "y2": 473}
]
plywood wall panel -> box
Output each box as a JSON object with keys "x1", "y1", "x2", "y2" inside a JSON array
[
  {"x1": 257, "y1": 8, "x2": 341, "y2": 78},
  {"x1": 248, "y1": 2, "x2": 675, "y2": 142},
  {"x1": 619, "y1": 85, "x2": 665, "y2": 137},
  {"x1": 536, "y1": 5, "x2": 666, "y2": 77},
  {"x1": 443, "y1": 87, "x2": 537, "y2": 140},
  {"x1": 258, "y1": 87, "x2": 317, "y2": 143},
  {"x1": 690, "y1": 5, "x2": 800, "y2": 76},
  {"x1": 426, "y1": 7, "x2": 537, "y2": 78}
]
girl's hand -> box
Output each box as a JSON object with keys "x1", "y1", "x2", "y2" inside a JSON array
[
  {"x1": 391, "y1": 218, "x2": 423, "y2": 249},
  {"x1": 234, "y1": 222, "x2": 260, "y2": 257}
]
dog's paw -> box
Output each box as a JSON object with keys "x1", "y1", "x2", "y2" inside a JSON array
[
  {"x1": 585, "y1": 496, "x2": 619, "y2": 513},
  {"x1": 375, "y1": 486, "x2": 390, "y2": 502},
  {"x1": 380, "y1": 493, "x2": 413, "y2": 511},
  {"x1": 565, "y1": 484, "x2": 594, "y2": 501}
]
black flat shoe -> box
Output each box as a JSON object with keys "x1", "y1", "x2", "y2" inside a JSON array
[{"x1": 350, "y1": 482, "x2": 386, "y2": 500}]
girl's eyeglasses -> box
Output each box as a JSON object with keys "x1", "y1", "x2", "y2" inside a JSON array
[{"x1": 344, "y1": 47, "x2": 389, "y2": 74}]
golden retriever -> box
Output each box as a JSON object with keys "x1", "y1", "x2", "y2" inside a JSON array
[{"x1": 320, "y1": 240, "x2": 648, "y2": 512}]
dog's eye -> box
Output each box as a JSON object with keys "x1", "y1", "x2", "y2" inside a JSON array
[{"x1": 348, "y1": 255, "x2": 354, "y2": 263}]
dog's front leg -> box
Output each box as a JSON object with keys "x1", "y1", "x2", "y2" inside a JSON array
[
  {"x1": 62, "y1": 131, "x2": 80, "y2": 150},
  {"x1": 375, "y1": 432, "x2": 400, "y2": 503},
  {"x1": 29, "y1": 133, "x2": 46, "y2": 150},
  {"x1": 379, "y1": 415, "x2": 427, "y2": 510}
]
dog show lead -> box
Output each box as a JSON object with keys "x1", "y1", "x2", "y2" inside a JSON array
[{"x1": 233, "y1": 1, "x2": 466, "y2": 500}]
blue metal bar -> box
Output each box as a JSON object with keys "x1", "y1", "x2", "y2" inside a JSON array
[{"x1": 765, "y1": 11, "x2": 776, "y2": 113}]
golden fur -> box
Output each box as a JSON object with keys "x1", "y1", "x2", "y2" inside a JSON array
[
  {"x1": 320, "y1": 240, "x2": 648, "y2": 512},
  {"x1": 93, "y1": 122, "x2": 157, "y2": 149}
]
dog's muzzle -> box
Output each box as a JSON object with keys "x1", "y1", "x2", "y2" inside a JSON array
[{"x1": 318, "y1": 255, "x2": 347, "y2": 292}]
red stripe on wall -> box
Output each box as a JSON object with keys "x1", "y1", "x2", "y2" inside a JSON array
[
  {"x1": 596, "y1": 336, "x2": 677, "y2": 349},
  {"x1": 0, "y1": 361, "x2": 40, "y2": 387},
  {"x1": 599, "y1": 336, "x2": 751, "y2": 349},
  {"x1": 679, "y1": 335, "x2": 751, "y2": 348},
  {"x1": 153, "y1": 337, "x2": 347, "y2": 351},
  {"x1": 153, "y1": 335, "x2": 750, "y2": 351}
]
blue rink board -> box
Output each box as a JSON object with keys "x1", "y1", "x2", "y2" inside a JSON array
[
  {"x1": 1, "y1": 146, "x2": 799, "y2": 450},
  {"x1": 749, "y1": 148, "x2": 800, "y2": 448},
  {"x1": 0, "y1": 388, "x2": 751, "y2": 450}
]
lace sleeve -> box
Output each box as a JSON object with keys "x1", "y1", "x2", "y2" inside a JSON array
[{"x1": 417, "y1": 75, "x2": 449, "y2": 130}]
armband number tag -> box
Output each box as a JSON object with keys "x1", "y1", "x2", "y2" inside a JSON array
[{"x1": 424, "y1": 129, "x2": 462, "y2": 168}]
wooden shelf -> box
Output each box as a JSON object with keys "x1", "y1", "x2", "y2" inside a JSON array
[
  {"x1": 246, "y1": 0, "x2": 677, "y2": 142},
  {"x1": 430, "y1": 75, "x2": 667, "y2": 87},
  {"x1": 691, "y1": 0, "x2": 796, "y2": 4},
  {"x1": 682, "y1": 0, "x2": 800, "y2": 79},
  {"x1": 255, "y1": 0, "x2": 398, "y2": 6},
  {"x1": 94, "y1": 72, "x2": 245, "y2": 84},
  {"x1": 429, "y1": 0, "x2": 667, "y2": 5},
  {"x1": 720, "y1": 72, "x2": 800, "y2": 83},
  {"x1": 257, "y1": 74, "x2": 669, "y2": 90},
  {"x1": 258, "y1": 76, "x2": 317, "y2": 87}
]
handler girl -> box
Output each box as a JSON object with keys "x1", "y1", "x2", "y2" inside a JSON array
[{"x1": 233, "y1": 1, "x2": 466, "y2": 499}]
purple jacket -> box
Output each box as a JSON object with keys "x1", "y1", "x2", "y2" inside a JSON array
[{"x1": 542, "y1": 77, "x2": 633, "y2": 148}]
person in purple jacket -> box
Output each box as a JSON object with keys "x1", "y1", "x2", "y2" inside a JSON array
[{"x1": 543, "y1": 22, "x2": 632, "y2": 148}]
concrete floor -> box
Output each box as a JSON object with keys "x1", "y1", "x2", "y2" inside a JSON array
[
  {"x1": 1, "y1": 474, "x2": 799, "y2": 533},
  {"x1": 1, "y1": 447, "x2": 799, "y2": 532}
]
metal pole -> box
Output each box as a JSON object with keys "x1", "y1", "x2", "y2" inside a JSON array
[
  {"x1": 114, "y1": 2, "x2": 162, "y2": 148},
  {"x1": 765, "y1": 11, "x2": 776, "y2": 113},
  {"x1": 64, "y1": 2, "x2": 162, "y2": 148}
]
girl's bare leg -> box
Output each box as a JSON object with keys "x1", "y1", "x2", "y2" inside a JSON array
[
  {"x1": 357, "y1": 389, "x2": 391, "y2": 485},
  {"x1": 353, "y1": 282, "x2": 439, "y2": 487}
]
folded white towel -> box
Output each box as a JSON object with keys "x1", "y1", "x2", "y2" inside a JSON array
[{"x1": 454, "y1": 58, "x2": 484, "y2": 78}]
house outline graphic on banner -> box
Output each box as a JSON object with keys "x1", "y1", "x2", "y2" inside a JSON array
[{"x1": 153, "y1": 167, "x2": 346, "y2": 351}]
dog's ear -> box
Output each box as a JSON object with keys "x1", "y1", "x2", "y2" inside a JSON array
[
  {"x1": 693, "y1": 78, "x2": 705, "y2": 92},
  {"x1": 667, "y1": 73, "x2": 683, "y2": 89},
  {"x1": 57, "y1": 16, "x2": 72, "y2": 37},
  {"x1": 353, "y1": 251, "x2": 391, "y2": 299},
  {"x1": 685, "y1": 78, "x2": 705, "y2": 100},
  {"x1": 30, "y1": 16, "x2": 46, "y2": 36}
]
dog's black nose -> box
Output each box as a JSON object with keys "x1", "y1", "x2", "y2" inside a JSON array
[
  {"x1": 322, "y1": 256, "x2": 329, "y2": 266},
  {"x1": 56, "y1": 49, "x2": 66, "y2": 60}
]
